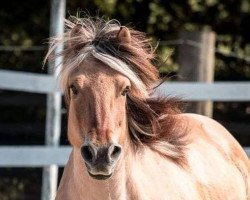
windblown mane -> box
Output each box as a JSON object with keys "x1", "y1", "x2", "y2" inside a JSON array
[{"x1": 45, "y1": 16, "x2": 187, "y2": 165}]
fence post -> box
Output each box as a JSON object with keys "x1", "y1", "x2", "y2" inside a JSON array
[
  {"x1": 178, "y1": 31, "x2": 216, "y2": 117},
  {"x1": 41, "y1": 0, "x2": 66, "y2": 200}
]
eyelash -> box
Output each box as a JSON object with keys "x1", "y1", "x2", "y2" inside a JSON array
[
  {"x1": 70, "y1": 85, "x2": 78, "y2": 95},
  {"x1": 121, "y1": 86, "x2": 130, "y2": 96}
]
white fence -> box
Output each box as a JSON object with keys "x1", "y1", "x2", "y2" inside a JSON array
[{"x1": 0, "y1": 69, "x2": 250, "y2": 168}]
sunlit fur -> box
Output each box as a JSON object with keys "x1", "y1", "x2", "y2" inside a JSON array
[{"x1": 45, "y1": 16, "x2": 250, "y2": 200}]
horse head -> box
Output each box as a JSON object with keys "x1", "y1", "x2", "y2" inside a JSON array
[
  {"x1": 67, "y1": 56, "x2": 132, "y2": 179},
  {"x1": 45, "y1": 16, "x2": 185, "y2": 180}
]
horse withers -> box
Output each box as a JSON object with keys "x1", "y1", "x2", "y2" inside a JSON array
[{"x1": 45, "y1": 16, "x2": 250, "y2": 200}]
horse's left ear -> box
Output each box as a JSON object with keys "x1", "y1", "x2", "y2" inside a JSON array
[{"x1": 117, "y1": 26, "x2": 131, "y2": 44}]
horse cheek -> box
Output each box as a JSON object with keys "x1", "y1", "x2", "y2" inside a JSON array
[
  {"x1": 67, "y1": 104, "x2": 83, "y2": 148},
  {"x1": 116, "y1": 106, "x2": 127, "y2": 145}
]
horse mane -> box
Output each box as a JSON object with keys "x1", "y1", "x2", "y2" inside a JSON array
[{"x1": 44, "y1": 15, "x2": 188, "y2": 165}]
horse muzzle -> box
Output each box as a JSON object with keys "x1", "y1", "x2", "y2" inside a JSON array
[{"x1": 80, "y1": 143, "x2": 122, "y2": 180}]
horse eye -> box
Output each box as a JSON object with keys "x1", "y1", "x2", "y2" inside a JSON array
[
  {"x1": 121, "y1": 86, "x2": 130, "y2": 96},
  {"x1": 70, "y1": 85, "x2": 78, "y2": 95}
]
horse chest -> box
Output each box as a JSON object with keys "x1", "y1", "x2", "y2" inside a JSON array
[{"x1": 126, "y1": 164, "x2": 201, "y2": 200}]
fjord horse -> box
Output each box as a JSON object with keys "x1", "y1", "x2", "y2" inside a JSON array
[{"x1": 45, "y1": 16, "x2": 250, "y2": 200}]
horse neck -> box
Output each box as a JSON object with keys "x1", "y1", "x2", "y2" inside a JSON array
[{"x1": 71, "y1": 147, "x2": 128, "y2": 200}]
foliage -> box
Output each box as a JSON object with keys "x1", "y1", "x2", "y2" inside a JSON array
[{"x1": 0, "y1": 0, "x2": 249, "y2": 77}]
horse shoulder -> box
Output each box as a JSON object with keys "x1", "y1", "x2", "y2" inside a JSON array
[{"x1": 179, "y1": 113, "x2": 250, "y2": 199}]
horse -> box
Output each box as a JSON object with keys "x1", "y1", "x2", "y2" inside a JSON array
[{"x1": 45, "y1": 16, "x2": 250, "y2": 200}]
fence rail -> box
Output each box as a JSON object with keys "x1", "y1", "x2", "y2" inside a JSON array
[
  {"x1": 0, "y1": 146, "x2": 249, "y2": 167},
  {"x1": 0, "y1": 70, "x2": 59, "y2": 93},
  {"x1": 156, "y1": 82, "x2": 250, "y2": 101},
  {"x1": 1, "y1": 70, "x2": 250, "y2": 101},
  {"x1": 0, "y1": 146, "x2": 71, "y2": 167}
]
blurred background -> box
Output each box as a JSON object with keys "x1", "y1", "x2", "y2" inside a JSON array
[{"x1": 0, "y1": 0, "x2": 249, "y2": 199}]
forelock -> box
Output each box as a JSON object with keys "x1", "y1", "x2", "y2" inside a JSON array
[{"x1": 44, "y1": 16, "x2": 158, "y2": 99}]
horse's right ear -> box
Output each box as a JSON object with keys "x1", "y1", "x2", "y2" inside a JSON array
[
  {"x1": 117, "y1": 26, "x2": 131, "y2": 44},
  {"x1": 69, "y1": 24, "x2": 83, "y2": 48}
]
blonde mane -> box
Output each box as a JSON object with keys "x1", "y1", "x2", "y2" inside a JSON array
[{"x1": 45, "y1": 16, "x2": 187, "y2": 165}]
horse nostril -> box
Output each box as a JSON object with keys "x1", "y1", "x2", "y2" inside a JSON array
[
  {"x1": 109, "y1": 145, "x2": 122, "y2": 161},
  {"x1": 81, "y1": 145, "x2": 95, "y2": 163},
  {"x1": 81, "y1": 144, "x2": 122, "y2": 165}
]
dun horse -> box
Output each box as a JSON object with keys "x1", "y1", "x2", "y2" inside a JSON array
[{"x1": 45, "y1": 16, "x2": 250, "y2": 200}]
